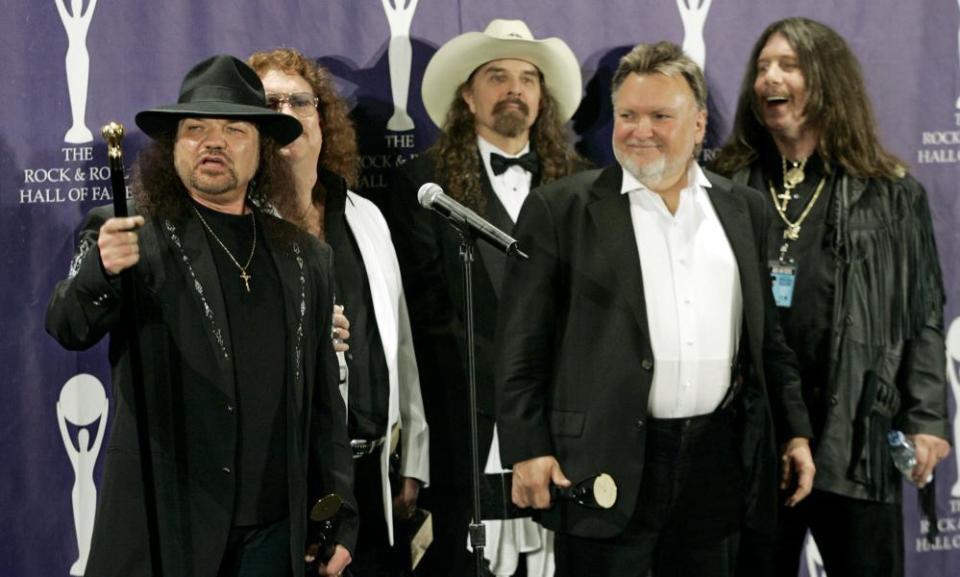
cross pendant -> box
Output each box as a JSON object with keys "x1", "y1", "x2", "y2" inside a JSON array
[{"x1": 240, "y1": 270, "x2": 252, "y2": 292}]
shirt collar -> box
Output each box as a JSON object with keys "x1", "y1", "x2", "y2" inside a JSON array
[{"x1": 620, "y1": 162, "x2": 712, "y2": 196}]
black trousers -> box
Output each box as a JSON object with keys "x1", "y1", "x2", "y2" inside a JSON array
[
  {"x1": 556, "y1": 409, "x2": 743, "y2": 577},
  {"x1": 737, "y1": 488, "x2": 903, "y2": 577},
  {"x1": 351, "y1": 451, "x2": 409, "y2": 577},
  {"x1": 217, "y1": 517, "x2": 291, "y2": 577}
]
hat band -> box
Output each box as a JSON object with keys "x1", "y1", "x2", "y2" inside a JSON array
[{"x1": 178, "y1": 85, "x2": 265, "y2": 108}]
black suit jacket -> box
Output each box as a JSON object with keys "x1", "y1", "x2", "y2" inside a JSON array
[
  {"x1": 46, "y1": 203, "x2": 357, "y2": 577},
  {"x1": 495, "y1": 166, "x2": 812, "y2": 538},
  {"x1": 388, "y1": 153, "x2": 528, "y2": 500}
]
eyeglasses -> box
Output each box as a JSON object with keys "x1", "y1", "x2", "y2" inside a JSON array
[{"x1": 265, "y1": 92, "x2": 319, "y2": 118}]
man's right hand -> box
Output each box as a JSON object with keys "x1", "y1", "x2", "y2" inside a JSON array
[
  {"x1": 98, "y1": 216, "x2": 145, "y2": 276},
  {"x1": 511, "y1": 455, "x2": 570, "y2": 510}
]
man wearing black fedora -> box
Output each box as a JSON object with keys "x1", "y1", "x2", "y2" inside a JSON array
[
  {"x1": 385, "y1": 18, "x2": 586, "y2": 577},
  {"x1": 46, "y1": 54, "x2": 356, "y2": 577}
]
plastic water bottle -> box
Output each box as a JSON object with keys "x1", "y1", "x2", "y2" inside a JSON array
[{"x1": 887, "y1": 430, "x2": 933, "y2": 484}]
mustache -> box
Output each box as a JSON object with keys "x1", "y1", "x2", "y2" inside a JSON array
[
  {"x1": 493, "y1": 98, "x2": 530, "y2": 116},
  {"x1": 196, "y1": 150, "x2": 233, "y2": 168},
  {"x1": 622, "y1": 139, "x2": 659, "y2": 148}
]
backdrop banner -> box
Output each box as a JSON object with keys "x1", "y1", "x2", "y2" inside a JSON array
[{"x1": 2, "y1": 2, "x2": 958, "y2": 576}]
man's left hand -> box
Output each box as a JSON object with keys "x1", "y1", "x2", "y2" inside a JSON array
[
  {"x1": 780, "y1": 437, "x2": 815, "y2": 507},
  {"x1": 392, "y1": 477, "x2": 420, "y2": 520},
  {"x1": 909, "y1": 433, "x2": 951, "y2": 488},
  {"x1": 306, "y1": 543, "x2": 351, "y2": 577}
]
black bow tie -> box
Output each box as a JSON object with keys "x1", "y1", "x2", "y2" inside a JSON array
[{"x1": 490, "y1": 151, "x2": 539, "y2": 176}]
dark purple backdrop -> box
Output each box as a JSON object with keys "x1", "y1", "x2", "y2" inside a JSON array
[{"x1": 2, "y1": 1, "x2": 959, "y2": 575}]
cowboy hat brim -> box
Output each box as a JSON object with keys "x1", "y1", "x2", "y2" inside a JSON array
[
  {"x1": 135, "y1": 101, "x2": 303, "y2": 146},
  {"x1": 421, "y1": 30, "x2": 583, "y2": 128}
]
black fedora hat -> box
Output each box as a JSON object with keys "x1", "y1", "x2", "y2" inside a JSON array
[{"x1": 135, "y1": 54, "x2": 302, "y2": 146}]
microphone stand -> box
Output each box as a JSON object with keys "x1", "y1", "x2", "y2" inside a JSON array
[
  {"x1": 457, "y1": 230, "x2": 486, "y2": 577},
  {"x1": 102, "y1": 123, "x2": 164, "y2": 577}
]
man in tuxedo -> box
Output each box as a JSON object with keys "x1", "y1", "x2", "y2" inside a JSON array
[
  {"x1": 46, "y1": 55, "x2": 356, "y2": 577},
  {"x1": 496, "y1": 41, "x2": 815, "y2": 577},
  {"x1": 386, "y1": 18, "x2": 584, "y2": 577}
]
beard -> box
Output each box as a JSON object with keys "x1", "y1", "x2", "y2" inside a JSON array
[
  {"x1": 491, "y1": 99, "x2": 530, "y2": 138},
  {"x1": 186, "y1": 164, "x2": 240, "y2": 196},
  {"x1": 614, "y1": 145, "x2": 667, "y2": 189}
]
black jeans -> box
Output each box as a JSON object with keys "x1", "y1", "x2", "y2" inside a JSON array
[
  {"x1": 351, "y1": 451, "x2": 410, "y2": 577},
  {"x1": 737, "y1": 488, "x2": 903, "y2": 577},
  {"x1": 217, "y1": 517, "x2": 291, "y2": 577},
  {"x1": 556, "y1": 409, "x2": 743, "y2": 577}
]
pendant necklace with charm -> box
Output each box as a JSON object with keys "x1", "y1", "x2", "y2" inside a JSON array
[
  {"x1": 193, "y1": 205, "x2": 257, "y2": 292},
  {"x1": 769, "y1": 174, "x2": 826, "y2": 262}
]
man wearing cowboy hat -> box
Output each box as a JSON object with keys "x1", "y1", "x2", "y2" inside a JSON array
[
  {"x1": 46, "y1": 54, "x2": 356, "y2": 577},
  {"x1": 385, "y1": 18, "x2": 585, "y2": 577}
]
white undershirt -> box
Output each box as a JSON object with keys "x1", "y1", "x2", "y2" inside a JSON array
[
  {"x1": 622, "y1": 164, "x2": 742, "y2": 418},
  {"x1": 478, "y1": 136, "x2": 534, "y2": 223}
]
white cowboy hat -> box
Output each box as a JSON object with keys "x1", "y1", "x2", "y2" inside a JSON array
[{"x1": 421, "y1": 19, "x2": 583, "y2": 128}]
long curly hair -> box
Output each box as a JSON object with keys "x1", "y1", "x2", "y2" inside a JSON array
[
  {"x1": 133, "y1": 130, "x2": 299, "y2": 224},
  {"x1": 432, "y1": 79, "x2": 581, "y2": 212},
  {"x1": 712, "y1": 17, "x2": 904, "y2": 179},
  {"x1": 248, "y1": 47, "x2": 360, "y2": 199}
]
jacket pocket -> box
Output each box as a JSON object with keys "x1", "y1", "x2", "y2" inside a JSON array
[{"x1": 549, "y1": 409, "x2": 585, "y2": 438}]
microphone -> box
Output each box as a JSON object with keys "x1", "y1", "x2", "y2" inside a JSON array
[
  {"x1": 417, "y1": 183, "x2": 528, "y2": 259},
  {"x1": 550, "y1": 473, "x2": 618, "y2": 510},
  {"x1": 307, "y1": 494, "x2": 343, "y2": 567}
]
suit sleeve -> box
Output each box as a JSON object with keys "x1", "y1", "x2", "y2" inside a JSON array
[
  {"x1": 375, "y1": 200, "x2": 431, "y2": 485},
  {"x1": 495, "y1": 188, "x2": 561, "y2": 466},
  {"x1": 899, "y1": 179, "x2": 950, "y2": 441},
  {"x1": 308, "y1": 244, "x2": 359, "y2": 552},
  {"x1": 396, "y1": 283, "x2": 431, "y2": 484},
  {"x1": 46, "y1": 206, "x2": 123, "y2": 350},
  {"x1": 387, "y1": 161, "x2": 461, "y2": 343}
]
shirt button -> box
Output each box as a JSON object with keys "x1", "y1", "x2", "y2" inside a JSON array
[
  {"x1": 829, "y1": 395, "x2": 839, "y2": 406},
  {"x1": 635, "y1": 419, "x2": 645, "y2": 429},
  {"x1": 226, "y1": 405, "x2": 234, "y2": 413},
  {"x1": 222, "y1": 466, "x2": 232, "y2": 474},
  {"x1": 641, "y1": 359, "x2": 653, "y2": 371}
]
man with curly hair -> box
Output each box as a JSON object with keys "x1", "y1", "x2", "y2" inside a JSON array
[
  {"x1": 45, "y1": 54, "x2": 356, "y2": 577},
  {"x1": 385, "y1": 18, "x2": 585, "y2": 577},
  {"x1": 249, "y1": 47, "x2": 430, "y2": 577}
]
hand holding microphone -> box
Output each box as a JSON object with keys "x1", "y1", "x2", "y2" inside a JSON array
[
  {"x1": 512, "y1": 455, "x2": 618, "y2": 511},
  {"x1": 417, "y1": 183, "x2": 528, "y2": 259},
  {"x1": 551, "y1": 473, "x2": 618, "y2": 509}
]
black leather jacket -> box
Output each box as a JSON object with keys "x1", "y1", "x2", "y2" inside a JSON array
[{"x1": 733, "y1": 167, "x2": 950, "y2": 503}]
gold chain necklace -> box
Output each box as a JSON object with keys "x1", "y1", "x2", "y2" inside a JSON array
[
  {"x1": 774, "y1": 155, "x2": 808, "y2": 208},
  {"x1": 193, "y1": 206, "x2": 257, "y2": 292},
  {"x1": 768, "y1": 176, "x2": 826, "y2": 243}
]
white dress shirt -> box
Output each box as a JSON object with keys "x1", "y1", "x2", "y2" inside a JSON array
[
  {"x1": 478, "y1": 136, "x2": 534, "y2": 222},
  {"x1": 621, "y1": 164, "x2": 742, "y2": 418}
]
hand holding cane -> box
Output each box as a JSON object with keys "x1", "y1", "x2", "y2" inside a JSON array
[{"x1": 101, "y1": 122, "x2": 164, "y2": 576}]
